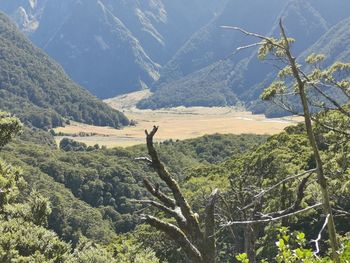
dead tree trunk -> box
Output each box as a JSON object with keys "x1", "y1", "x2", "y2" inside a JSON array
[
  {"x1": 136, "y1": 126, "x2": 219, "y2": 263},
  {"x1": 244, "y1": 223, "x2": 256, "y2": 263}
]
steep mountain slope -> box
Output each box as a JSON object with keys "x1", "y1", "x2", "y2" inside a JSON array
[
  {"x1": 0, "y1": 0, "x2": 225, "y2": 98},
  {"x1": 0, "y1": 12, "x2": 128, "y2": 129},
  {"x1": 140, "y1": 0, "x2": 327, "y2": 109},
  {"x1": 156, "y1": 0, "x2": 286, "y2": 86},
  {"x1": 102, "y1": 0, "x2": 227, "y2": 64},
  {"x1": 38, "y1": 0, "x2": 160, "y2": 98},
  {"x1": 163, "y1": 0, "x2": 350, "y2": 84},
  {"x1": 141, "y1": 0, "x2": 350, "y2": 113},
  {"x1": 139, "y1": 0, "x2": 334, "y2": 108},
  {"x1": 244, "y1": 4, "x2": 350, "y2": 116},
  {"x1": 300, "y1": 17, "x2": 350, "y2": 65}
]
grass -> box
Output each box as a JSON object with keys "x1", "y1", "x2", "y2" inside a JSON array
[{"x1": 53, "y1": 91, "x2": 302, "y2": 148}]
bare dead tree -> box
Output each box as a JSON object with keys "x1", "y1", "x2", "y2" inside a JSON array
[
  {"x1": 220, "y1": 169, "x2": 315, "y2": 262},
  {"x1": 135, "y1": 126, "x2": 219, "y2": 263}
]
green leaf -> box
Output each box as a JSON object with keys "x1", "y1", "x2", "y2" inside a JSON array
[
  {"x1": 236, "y1": 253, "x2": 249, "y2": 263},
  {"x1": 261, "y1": 81, "x2": 287, "y2": 101},
  {"x1": 305, "y1": 53, "x2": 326, "y2": 64}
]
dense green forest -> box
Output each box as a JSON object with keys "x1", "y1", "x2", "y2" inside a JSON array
[
  {"x1": 3, "y1": 126, "x2": 266, "y2": 238},
  {"x1": 2, "y1": 39, "x2": 350, "y2": 259},
  {"x1": 0, "y1": 13, "x2": 128, "y2": 129},
  {"x1": 0, "y1": 111, "x2": 270, "y2": 261},
  {"x1": 1, "y1": 102, "x2": 350, "y2": 262}
]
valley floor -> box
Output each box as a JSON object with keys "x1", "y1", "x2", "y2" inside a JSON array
[{"x1": 54, "y1": 91, "x2": 302, "y2": 148}]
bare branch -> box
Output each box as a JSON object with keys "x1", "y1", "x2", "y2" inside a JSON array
[
  {"x1": 236, "y1": 42, "x2": 264, "y2": 52},
  {"x1": 311, "y1": 214, "x2": 330, "y2": 258},
  {"x1": 305, "y1": 80, "x2": 350, "y2": 119},
  {"x1": 262, "y1": 174, "x2": 311, "y2": 218},
  {"x1": 217, "y1": 194, "x2": 237, "y2": 239},
  {"x1": 221, "y1": 203, "x2": 322, "y2": 226},
  {"x1": 239, "y1": 169, "x2": 314, "y2": 212},
  {"x1": 135, "y1": 157, "x2": 152, "y2": 164},
  {"x1": 130, "y1": 199, "x2": 186, "y2": 224},
  {"x1": 327, "y1": 79, "x2": 350, "y2": 99},
  {"x1": 221, "y1": 25, "x2": 286, "y2": 50},
  {"x1": 312, "y1": 117, "x2": 350, "y2": 137},
  {"x1": 222, "y1": 42, "x2": 263, "y2": 61},
  {"x1": 254, "y1": 169, "x2": 316, "y2": 199},
  {"x1": 143, "y1": 178, "x2": 176, "y2": 209},
  {"x1": 145, "y1": 215, "x2": 203, "y2": 263},
  {"x1": 202, "y1": 189, "x2": 219, "y2": 262},
  {"x1": 270, "y1": 97, "x2": 302, "y2": 116},
  {"x1": 332, "y1": 207, "x2": 350, "y2": 217}
]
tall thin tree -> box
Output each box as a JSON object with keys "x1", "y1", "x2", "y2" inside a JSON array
[{"x1": 222, "y1": 19, "x2": 350, "y2": 262}]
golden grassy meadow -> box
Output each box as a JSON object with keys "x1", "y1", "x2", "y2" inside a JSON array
[{"x1": 54, "y1": 91, "x2": 302, "y2": 148}]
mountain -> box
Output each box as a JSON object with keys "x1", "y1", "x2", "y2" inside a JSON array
[
  {"x1": 300, "y1": 17, "x2": 350, "y2": 65},
  {"x1": 2, "y1": 0, "x2": 349, "y2": 116},
  {"x1": 139, "y1": 0, "x2": 350, "y2": 114},
  {"x1": 0, "y1": 0, "x2": 226, "y2": 98},
  {"x1": 139, "y1": 0, "x2": 286, "y2": 109},
  {"x1": 155, "y1": 0, "x2": 286, "y2": 86},
  {"x1": 0, "y1": 12, "x2": 128, "y2": 129}
]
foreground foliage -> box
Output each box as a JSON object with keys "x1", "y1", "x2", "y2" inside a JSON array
[
  {"x1": 1, "y1": 107, "x2": 350, "y2": 262},
  {"x1": 237, "y1": 228, "x2": 350, "y2": 263},
  {"x1": 0, "y1": 113, "x2": 160, "y2": 262}
]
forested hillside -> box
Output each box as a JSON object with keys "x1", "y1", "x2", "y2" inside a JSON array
[
  {"x1": 3, "y1": 128, "x2": 266, "y2": 235},
  {"x1": 0, "y1": 109, "x2": 269, "y2": 261},
  {"x1": 0, "y1": 12, "x2": 128, "y2": 129},
  {"x1": 139, "y1": 0, "x2": 350, "y2": 115},
  {"x1": 4, "y1": 108, "x2": 350, "y2": 262},
  {"x1": 300, "y1": 17, "x2": 350, "y2": 65}
]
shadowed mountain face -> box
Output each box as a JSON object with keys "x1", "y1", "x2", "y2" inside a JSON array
[
  {"x1": 155, "y1": 0, "x2": 286, "y2": 87},
  {"x1": 1, "y1": 0, "x2": 349, "y2": 115},
  {"x1": 138, "y1": 0, "x2": 350, "y2": 114},
  {"x1": 300, "y1": 17, "x2": 350, "y2": 65},
  {"x1": 0, "y1": 0, "x2": 225, "y2": 98},
  {"x1": 0, "y1": 12, "x2": 128, "y2": 129}
]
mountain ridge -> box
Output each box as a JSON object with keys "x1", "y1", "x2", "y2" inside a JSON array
[{"x1": 0, "y1": 0, "x2": 225, "y2": 98}]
